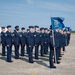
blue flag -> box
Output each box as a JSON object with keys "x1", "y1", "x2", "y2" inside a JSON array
[{"x1": 51, "y1": 17, "x2": 65, "y2": 30}]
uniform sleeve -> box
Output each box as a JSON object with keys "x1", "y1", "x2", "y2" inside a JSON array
[{"x1": 27, "y1": 33, "x2": 31, "y2": 46}]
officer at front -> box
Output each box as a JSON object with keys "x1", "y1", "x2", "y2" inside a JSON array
[
  {"x1": 27, "y1": 26, "x2": 34, "y2": 63},
  {"x1": 49, "y1": 25, "x2": 56, "y2": 68},
  {"x1": 20, "y1": 27, "x2": 26, "y2": 56},
  {"x1": 13, "y1": 26, "x2": 20, "y2": 59},
  {"x1": 6, "y1": 25, "x2": 13, "y2": 62},
  {"x1": 54, "y1": 29, "x2": 60, "y2": 64},
  {"x1": 1, "y1": 27, "x2": 6, "y2": 56},
  {"x1": 33, "y1": 25, "x2": 40, "y2": 59}
]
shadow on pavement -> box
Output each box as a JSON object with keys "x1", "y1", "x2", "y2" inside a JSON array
[{"x1": 35, "y1": 60, "x2": 49, "y2": 68}]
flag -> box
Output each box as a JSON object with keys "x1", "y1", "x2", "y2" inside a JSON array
[{"x1": 51, "y1": 17, "x2": 65, "y2": 30}]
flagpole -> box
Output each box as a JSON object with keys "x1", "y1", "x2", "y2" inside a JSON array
[{"x1": 52, "y1": 30, "x2": 57, "y2": 64}]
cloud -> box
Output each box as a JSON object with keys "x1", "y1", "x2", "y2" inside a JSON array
[
  {"x1": 26, "y1": 0, "x2": 34, "y2": 4},
  {"x1": 38, "y1": 1, "x2": 75, "y2": 13}
]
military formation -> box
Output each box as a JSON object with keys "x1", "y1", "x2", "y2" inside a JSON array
[{"x1": 0, "y1": 25, "x2": 71, "y2": 68}]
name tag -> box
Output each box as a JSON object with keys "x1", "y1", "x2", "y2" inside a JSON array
[
  {"x1": 40, "y1": 35, "x2": 42, "y2": 37},
  {"x1": 12, "y1": 34, "x2": 14, "y2": 36},
  {"x1": 34, "y1": 35, "x2": 36, "y2": 37},
  {"x1": 50, "y1": 36, "x2": 53, "y2": 38},
  {"x1": 5, "y1": 34, "x2": 7, "y2": 36},
  {"x1": 20, "y1": 35, "x2": 22, "y2": 37}
]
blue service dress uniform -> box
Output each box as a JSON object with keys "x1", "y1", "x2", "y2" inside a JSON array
[
  {"x1": 63, "y1": 32, "x2": 68, "y2": 51},
  {"x1": 63, "y1": 33, "x2": 66, "y2": 51},
  {"x1": 6, "y1": 31, "x2": 12, "y2": 62},
  {"x1": 49, "y1": 31, "x2": 56, "y2": 68},
  {"x1": 44, "y1": 33, "x2": 49, "y2": 54},
  {"x1": 20, "y1": 32, "x2": 26, "y2": 56},
  {"x1": 27, "y1": 32, "x2": 34, "y2": 63},
  {"x1": 67, "y1": 33, "x2": 71, "y2": 45},
  {"x1": 58, "y1": 32, "x2": 63, "y2": 57},
  {"x1": 26, "y1": 33, "x2": 29, "y2": 54},
  {"x1": 13, "y1": 30, "x2": 20, "y2": 59},
  {"x1": 54, "y1": 31, "x2": 60, "y2": 63},
  {"x1": 1, "y1": 32, "x2": 6, "y2": 56},
  {"x1": 33, "y1": 31, "x2": 40, "y2": 59},
  {"x1": 40, "y1": 33, "x2": 45, "y2": 56}
]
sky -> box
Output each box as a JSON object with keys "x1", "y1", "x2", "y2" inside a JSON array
[{"x1": 0, "y1": 0, "x2": 75, "y2": 31}]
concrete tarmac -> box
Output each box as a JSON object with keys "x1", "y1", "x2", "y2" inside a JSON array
[{"x1": 0, "y1": 34, "x2": 75, "y2": 75}]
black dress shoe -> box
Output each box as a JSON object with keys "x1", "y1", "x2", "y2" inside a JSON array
[
  {"x1": 41, "y1": 55, "x2": 44, "y2": 57},
  {"x1": 35, "y1": 58, "x2": 39, "y2": 59},
  {"x1": 2, "y1": 54, "x2": 6, "y2": 56},
  {"x1": 58, "y1": 58, "x2": 61, "y2": 60},
  {"x1": 57, "y1": 61, "x2": 60, "y2": 64},
  {"x1": 54, "y1": 61, "x2": 55, "y2": 63},
  {"x1": 15, "y1": 57, "x2": 19, "y2": 59},
  {"x1": 50, "y1": 66, "x2": 56, "y2": 68},
  {"x1": 7, "y1": 61, "x2": 13, "y2": 62},
  {"x1": 54, "y1": 61, "x2": 57, "y2": 63},
  {"x1": 44, "y1": 53, "x2": 48, "y2": 54},
  {"x1": 21, "y1": 55, "x2": 25, "y2": 56},
  {"x1": 29, "y1": 61, "x2": 34, "y2": 63},
  {"x1": 59, "y1": 55, "x2": 62, "y2": 57}
]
